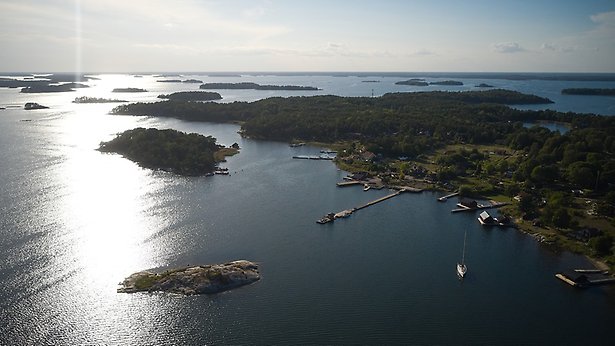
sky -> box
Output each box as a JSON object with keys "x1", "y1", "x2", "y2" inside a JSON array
[{"x1": 1, "y1": 0, "x2": 614, "y2": 73}]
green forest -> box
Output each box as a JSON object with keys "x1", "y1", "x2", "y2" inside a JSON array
[
  {"x1": 99, "y1": 128, "x2": 222, "y2": 176},
  {"x1": 111, "y1": 89, "x2": 615, "y2": 264},
  {"x1": 158, "y1": 91, "x2": 222, "y2": 101}
]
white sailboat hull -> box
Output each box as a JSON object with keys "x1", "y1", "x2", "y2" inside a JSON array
[{"x1": 457, "y1": 263, "x2": 467, "y2": 278}]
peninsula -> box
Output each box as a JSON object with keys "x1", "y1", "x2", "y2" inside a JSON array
[
  {"x1": 157, "y1": 91, "x2": 222, "y2": 101},
  {"x1": 98, "y1": 128, "x2": 238, "y2": 176},
  {"x1": 111, "y1": 89, "x2": 614, "y2": 270},
  {"x1": 200, "y1": 82, "x2": 319, "y2": 91},
  {"x1": 117, "y1": 260, "x2": 260, "y2": 295}
]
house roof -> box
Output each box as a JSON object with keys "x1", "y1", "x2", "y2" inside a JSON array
[{"x1": 479, "y1": 211, "x2": 492, "y2": 220}]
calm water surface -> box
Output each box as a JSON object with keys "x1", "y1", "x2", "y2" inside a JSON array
[{"x1": 0, "y1": 74, "x2": 613, "y2": 345}]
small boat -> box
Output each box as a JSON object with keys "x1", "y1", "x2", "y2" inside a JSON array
[
  {"x1": 457, "y1": 230, "x2": 468, "y2": 278},
  {"x1": 316, "y1": 213, "x2": 335, "y2": 224},
  {"x1": 437, "y1": 196, "x2": 447, "y2": 202},
  {"x1": 363, "y1": 184, "x2": 371, "y2": 191}
]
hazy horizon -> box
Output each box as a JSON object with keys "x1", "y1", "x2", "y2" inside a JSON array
[{"x1": 1, "y1": 0, "x2": 614, "y2": 73}]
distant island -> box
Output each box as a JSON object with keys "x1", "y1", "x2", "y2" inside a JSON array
[
  {"x1": 475, "y1": 83, "x2": 494, "y2": 88},
  {"x1": 112, "y1": 88, "x2": 147, "y2": 93},
  {"x1": 362, "y1": 80, "x2": 381, "y2": 83},
  {"x1": 117, "y1": 260, "x2": 260, "y2": 295},
  {"x1": 208, "y1": 73, "x2": 241, "y2": 77},
  {"x1": 157, "y1": 91, "x2": 222, "y2": 101},
  {"x1": 200, "y1": 82, "x2": 319, "y2": 91},
  {"x1": 73, "y1": 96, "x2": 128, "y2": 103},
  {"x1": 21, "y1": 82, "x2": 89, "y2": 93},
  {"x1": 0, "y1": 74, "x2": 94, "y2": 91},
  {"x1": 99, "y1": 127, "x2": 238, "y2": 176},
  {"x1": 396, "y1": 79, "x2": 464, "y2": 87},
  {"x1": 396, "y1": 79, "x2": 429, "y2": 86},
  {"x1": 24, "y1": 102, "x2": 48, "y2": 110},
  {"x1": 429, "y1": 80, "x2": 464, "y2": 86},
  {"x1": 156, "y1": 79, "x2": 203, "y2": 83},
  {"x1": 561, "y1": 88, "x2": 615, "y2": 96}
]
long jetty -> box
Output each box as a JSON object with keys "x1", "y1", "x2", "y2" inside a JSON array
[
  {"x1": 437, "y1": 191, "x2": 459, "y2": 201},
  {"x1": 354, "y1": 191, "x2": 401, "y2": 211},
  {"x1": 317, "y1": 189, "x2": 411, "y2": 224},
  {"x1": 336, "y1": 181, "x2": 362, "y2": 187}
]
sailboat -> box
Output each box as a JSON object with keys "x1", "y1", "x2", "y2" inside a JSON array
[{"x1": 457, "y1": 230, "x2": 468, "y2": 278}]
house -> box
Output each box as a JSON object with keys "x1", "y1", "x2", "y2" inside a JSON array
[
  {"x1": 567, "y1": 228, "x2": 603, "y2": 242},
  {"x1": 361, "y1": 151, "x2": 376, "y2": 162},
  {"x1": 459, "y1": 198, "x2": 478, "y2": 209},
  {"x1": 560, "y1": 270, "x2": 591, "y2": 287},
  {"x1": 349, "y1": 171, "x2": 369, "y2": 181},
  {"x1": 478, "y1": 211, "x2": 495, "y2": 225}
]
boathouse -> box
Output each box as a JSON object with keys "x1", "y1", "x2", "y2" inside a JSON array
[
  {"x1": 560, "y1": 271, "x2": 591, "y2": 287},
  {"x1": 459, "y1": 198, "x2": 478, "y2": 209},
  {"x1": 478, "y1": 211, "x2": 495, "y2": 225}
]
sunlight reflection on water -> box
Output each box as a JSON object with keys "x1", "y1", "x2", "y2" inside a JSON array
[{"x1": 1, "y1": 73, "x2": 614, "y2": 344}]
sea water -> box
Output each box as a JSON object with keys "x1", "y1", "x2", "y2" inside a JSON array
[{"x1": 0, "y1": 74, "x2": 613, "y2": 345}]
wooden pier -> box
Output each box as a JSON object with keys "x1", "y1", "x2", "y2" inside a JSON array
[
  {"x1": 451, "y1": 202, "x2": 509, "y2": 213},
  {"x1": 437, "y1": 191, "x2": 459, "y2": 201},
  {"x1": 317, "y1": 191, "x2": 403, "y2": 224},
  {"x1": 336, "y1": 181, "x2": 362, "y2": 187},
  {"x1": 354, "y1": 191, "x2": 401, "y2": 211}
]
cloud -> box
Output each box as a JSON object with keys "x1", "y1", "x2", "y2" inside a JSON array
[
  {"x1": 493, "y1": 42, "x2": 525, "y2": 53},
  {"x1": 541, "y1": 42, "x2": 577, "y2": 53},
  {"x1": 590, "y1": 11, "x2": 615, "y2": 27}
]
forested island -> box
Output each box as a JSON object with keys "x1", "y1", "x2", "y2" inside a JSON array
[
  {"x1": 0, "y1": 74, "x2": 94, "y2": 90},
  {"x1": 24, "y1": 102, "x2": 48, "y2": 110},
  {"x1": 99, "y1": 128, "x2": 238, "y2": 176},
  {"x1": 73, "y1": 96, "x2": 128, "y2": 103},
  {"x1": 396, "y1": 79, "x2": 428, "y2": 86},
  {"x1": 21, "y1": 82, "x2": 89, "y2": 93},
  {"x1": 112, "y1": 88, "x2": 147, "y2": 93},
  {"x1": 561, "y1": 88, "x2": 615, "y2": 96},
  {"x1": 111, "y1": 89, "x2": 615, "y2": 269},
  {"x1": 395, "y1": 79, "x2": 464, "y2": 86},
  {"x1": 157, "y1": 91, "x2": 222, "y2": 101},
  {"x1": 476, "y1": 83, "x2": 494, "y2": 88},
  {"x1": 200, "y1": 82, "x2": 319, "y2": 91},
  {"x1": 429, "y1": 80, "x2": 463, "y2": 86},
  {"x1": 117, "y1": 260, "x2": 260, "y2": 295}
]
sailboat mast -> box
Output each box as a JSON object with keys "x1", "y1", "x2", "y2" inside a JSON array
[{"x1": 461, "y1": 230, "x2": 467, "y2": 265}]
